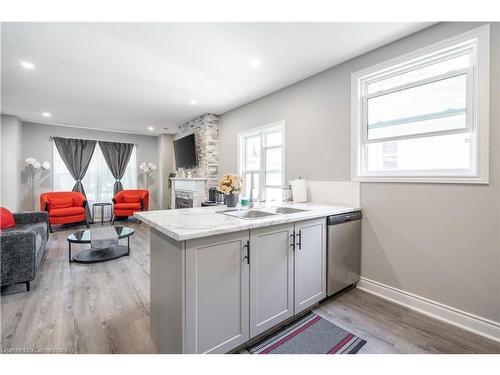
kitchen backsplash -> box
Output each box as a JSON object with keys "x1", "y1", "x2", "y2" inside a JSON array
[{"x1": 306, "y1": 181, "x2": 360, "y2": 207}]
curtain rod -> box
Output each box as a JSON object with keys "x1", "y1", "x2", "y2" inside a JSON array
[{"x1": 48, "y1": 136, "x2": 138, "y2": 146}]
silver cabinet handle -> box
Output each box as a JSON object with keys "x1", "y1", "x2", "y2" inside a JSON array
[
  {"x1": 296, "y1": 230, "x2": 302, "y2": 250},
  {"x1": 243, "y1": 240, "x2": 250, "y2": 264},
  {"x1": 290, "y1": 232, "x2": 295, "y2": 250}
]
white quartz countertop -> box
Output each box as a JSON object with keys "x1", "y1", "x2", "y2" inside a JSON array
[{"x1": 134, "y1": 202, "x2": 361, "y2": 241}]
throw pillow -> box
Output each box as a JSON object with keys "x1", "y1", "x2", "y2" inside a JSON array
[{"x1": 0, "y1": 207, "x2": 16, "y2": 229}]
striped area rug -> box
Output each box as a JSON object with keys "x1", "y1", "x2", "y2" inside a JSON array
[{"x1": 248, "y1": 313, "x2": 366, "y2": 354}]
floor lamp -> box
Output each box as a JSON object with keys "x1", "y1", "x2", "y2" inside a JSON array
[
  {"x1": 25, "y1": 157, "x2": 50, "y2": 211},
  {"x1": 140, "y1": 162, "x2": 157, "y2": 207}
]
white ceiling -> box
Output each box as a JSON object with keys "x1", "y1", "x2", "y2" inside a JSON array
[{"x1": 1, "y1": 22, "x2": 434, "y2": 135}]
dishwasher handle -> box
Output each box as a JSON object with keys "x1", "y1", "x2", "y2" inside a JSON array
[{"x1": 327, "y1": 211, "x2": 362, "y2": 225}]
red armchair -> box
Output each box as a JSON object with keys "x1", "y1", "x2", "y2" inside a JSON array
[
  {"x1": 40, "y1": 191, "x2": 89, "y2": 232},
  {"x1": 112, "y1": 190, "x2": 149, "y2": 223}
]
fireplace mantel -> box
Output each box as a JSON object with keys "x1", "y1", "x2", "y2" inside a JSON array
[{"x1": 170, "y1": 178, "x2": 208, "y2": 209}]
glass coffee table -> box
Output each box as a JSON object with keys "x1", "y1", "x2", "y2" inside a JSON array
[{"x1": 67, "y1": 226, "x2": 135, "y2": 264}]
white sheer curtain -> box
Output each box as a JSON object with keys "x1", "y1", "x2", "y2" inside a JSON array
[{"x1": 53, "y1": 143, "x2": 137, "y2": 208}]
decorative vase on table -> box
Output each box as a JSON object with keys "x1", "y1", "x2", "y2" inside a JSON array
[{"x1": 217, "y1": 174, "x2": 243, "y2": 208}]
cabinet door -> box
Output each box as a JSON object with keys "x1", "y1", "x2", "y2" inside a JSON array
[
  {"x1": 294, "y1": 218, "x2": 327, "y2": 313},
  {"x1": 249, "y1": 223, "x2": 294, "y2": 338},
  {"x1": 185, "y1": 231, "x2": 250, "y2": 353}
]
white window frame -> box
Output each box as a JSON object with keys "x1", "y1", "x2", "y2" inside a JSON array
[
  {"x1": 237, "y1": 121, "x2": 285, "y2": 201},
  {"x1": 351, "y1": 25, "x2": 490, "y2": 184}
]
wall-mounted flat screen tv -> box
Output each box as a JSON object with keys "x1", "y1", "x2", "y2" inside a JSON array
[{"x1": 173, "y1": 133, "x2": 197, "y2": 168}]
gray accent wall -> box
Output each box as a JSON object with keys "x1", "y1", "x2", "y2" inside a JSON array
[
  {"x1": 219, "y1": 22, "x2": 500, "y2": 323},
  {"x1": 1, "y1": 114, "x2": 23, "y2": 211},
  {"x1": 20, "y1": 122, "x2": 160, "y2": 210}
]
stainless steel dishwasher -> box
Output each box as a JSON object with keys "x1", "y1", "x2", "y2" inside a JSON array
[{"x1": 327, "y1": 211, "x2": 362, "y2": 296}]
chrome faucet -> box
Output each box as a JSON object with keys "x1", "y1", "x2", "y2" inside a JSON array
[{"x1": 248, "y1": 170, "x2": 259, "y2": 209}]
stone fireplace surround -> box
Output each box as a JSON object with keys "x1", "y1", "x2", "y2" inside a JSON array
[{"x1": 174, "y1": 113, "x2": 219, "y2": 189}]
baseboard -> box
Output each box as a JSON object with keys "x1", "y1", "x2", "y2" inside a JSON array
[{"x1": 357, "y1": 277, "x2": 500, "y2": 343}]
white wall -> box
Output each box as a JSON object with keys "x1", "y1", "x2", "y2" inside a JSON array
[
  {"x1": 219, "y1": 66, "x2": 351, "y2": 180},
  {"x1": 158, "y1": 133, "x2": 175, "y2": 209},
  {"x1": 20, "y1": 122, "x2": 160, "y2": 210},
  {"x1": 0, "y1": 114, "x2": 23, "y2": 211},
  {"x1": 218, "y1": 22, "x2": 500, "y2": 324}
]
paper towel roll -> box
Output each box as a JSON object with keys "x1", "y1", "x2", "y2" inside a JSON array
[{"x1": 291, "y1": 179, "x2": 307, "y2": 203}]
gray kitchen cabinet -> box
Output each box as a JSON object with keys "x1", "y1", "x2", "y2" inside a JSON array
[
  {"x1": 152, "y1": 216, "x2": 328, "y2": 354},
  {"x1": 185, "y1": 231, "x2": 250, "y2": 353},
  {"x1": 293, "y1": 218, "x2": 327, "y2": 313},
  {"x1": 249, "y1": 223, "x2": 295, "y2": 338}
]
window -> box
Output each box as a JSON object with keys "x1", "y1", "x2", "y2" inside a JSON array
[
  {"x1": 238, "y1": 121, "x2": 285, "y2": 202},
  {"x1": 351, "y1": 25, "x2": 490, "y2": 183},
  {"x1": 53, "y1": 143, "x2": 137, "y2": 206}
]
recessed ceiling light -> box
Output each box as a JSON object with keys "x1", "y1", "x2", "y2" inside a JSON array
[
  {"x1": 19, "y1": 61, "x2": 35, "y2": 69},
  {"x1": 42, "y1": 112, "x2": 51, "y2": 118},
  {"x1": 250, "y1": 58, "x2": 261, "y2": 68},
  {"x1": 147, "y1": 126, "x2": 155, "y2": 131},
  {"x1": 190, "y1": 99, "x2": 198, "y2": 106}
]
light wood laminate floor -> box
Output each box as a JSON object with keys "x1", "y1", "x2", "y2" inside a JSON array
[{"x1": 2, "y1": 221, "x2": 499, "y2": 354}]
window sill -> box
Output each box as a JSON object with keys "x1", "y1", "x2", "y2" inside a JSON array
[{"x1": 351, "y1": 176, "x2": 489, "y2": 184}]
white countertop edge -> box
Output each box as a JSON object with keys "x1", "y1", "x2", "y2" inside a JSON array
[{"x1": 135, "y1": 203, "x2": 361, "y2": 242}]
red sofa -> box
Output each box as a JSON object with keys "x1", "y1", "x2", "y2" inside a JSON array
[
  {"x1": 112, "y1": 190, "x2": 149, "y2": 223},
  {"x1": 40, "y1": 191, "x2": 89, "y2": 232}
]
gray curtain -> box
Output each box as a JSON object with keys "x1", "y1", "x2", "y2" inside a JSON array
[
  {"x1": 53, "y1": 137, "x2": 97, "y2": 219},
  {"x1": 98, "y1": 141, "x2": 134, "y2": 195}
]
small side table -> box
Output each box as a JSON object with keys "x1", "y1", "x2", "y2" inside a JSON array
[{"x1": 92, "y1": 202, "x2": 112, "y2": 225}]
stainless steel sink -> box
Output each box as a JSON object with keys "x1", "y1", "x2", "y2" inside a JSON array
[
  {"x1": 223, "y1": 210, "x2": 278, "y2": 220},
  {"x1": 262, "y1": 207, "x2": 309, "y2": 214}
]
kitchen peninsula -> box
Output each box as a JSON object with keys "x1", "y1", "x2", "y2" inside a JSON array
[{"x1": 135, "y1": 202, "x2": 360, "y2": 353}]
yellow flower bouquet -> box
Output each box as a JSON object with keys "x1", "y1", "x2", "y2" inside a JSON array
[{"x1": 217, "y1": 174, "x2": 243, "y2": 195}]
